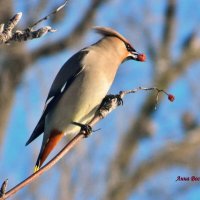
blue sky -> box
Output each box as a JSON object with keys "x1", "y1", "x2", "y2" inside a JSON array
[{"x1": 1, "y1": 0, "x2": 200, "y2": 199}]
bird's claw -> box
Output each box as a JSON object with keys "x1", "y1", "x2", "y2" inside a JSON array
[
  {"x1": 72, "y1": 122, "x2": 92, "y2": 137},
  {"x1": 115, "y1": 94, "x2": 123, "y2": 106},
  {"x1": 100, "y1": 94, "x2": 123, "y2": 111}
]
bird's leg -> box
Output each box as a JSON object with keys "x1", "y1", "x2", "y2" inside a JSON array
[
  {"x1": 72, "y1": 94, "x2": 123, "y2": 137},
  {"x1": 71, "y1": 122, "x2": 92, "y2": 138}
]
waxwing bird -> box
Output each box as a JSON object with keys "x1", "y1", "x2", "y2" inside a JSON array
[{"x1": 26, "y1": 26, "x2": 146, "y2": 172}]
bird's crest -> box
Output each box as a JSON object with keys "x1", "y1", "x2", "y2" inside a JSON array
[{"x1": 93, "y1": 26, "x2": 130, "y2": 44}]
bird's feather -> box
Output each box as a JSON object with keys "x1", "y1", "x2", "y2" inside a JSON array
[
  {"x1": 26, "y1": 50, "x2": 89, "y2": 146},
  {"x1": 93, "y1": 26, "x2": 130, "y2": 45},
  {"x1": 34, "y1": 129, "x2": 63, "y2": 171}
]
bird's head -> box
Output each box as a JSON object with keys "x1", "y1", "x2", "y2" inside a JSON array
[{"x1": 93, "y1": 26, "x2": 146, "y2": 63}]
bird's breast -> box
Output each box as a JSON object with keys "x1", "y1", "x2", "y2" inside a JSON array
[{"x1": 45, "y1": 68, "x2": 112, "y2": 135}]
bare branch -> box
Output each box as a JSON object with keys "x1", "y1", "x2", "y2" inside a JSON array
[
  {"x1": 30, "y1": 0, "x2": 68, "y2": 28},
  {"x1": 0, "y1": 1, "x2": 68, "y2": 44},
  {"x1": 10, "y1": 26, "x2": 56, "y2": 42},
  {"x1": 157, "y1": 44, "x2": 200, "y2": 88},
  {"x1": 0, "y1": 87, "x2": 173, "y2": 200},
  {"x1": 160, "y1": 0, "x2": 176, "y2": 58},
  {"x1": 0, "y1": 134, "x2": 84, "y2": 200},
  {"x1": 178, "y1": 35, "x2": 200, "y2": 65}
]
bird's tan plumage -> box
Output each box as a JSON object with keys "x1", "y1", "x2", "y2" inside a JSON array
[
  {"x1": 93, "y1": 26, "x2": 130, "y2": 45},
  {"x1": 27, "y1": 27, "x2": 145, "y2": 170}
]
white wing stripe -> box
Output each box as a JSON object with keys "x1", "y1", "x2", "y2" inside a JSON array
[
  {"x1": 42, "y1": 96, "x2": 54, "y2": 113},
  {"x1": 76, "y1": 65, "x2": 86, "y2": 76},
  {"x1": 61, "y1": 82, "x2": 67, "y2": 93},
  {"x1": 45, "y1": 96, "x2": 54, "y2": 107}
]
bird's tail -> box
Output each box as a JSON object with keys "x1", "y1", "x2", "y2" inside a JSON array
[
  {"x1": 34, "y1": 165, "x2": 40, "y2": 173},
  {"x1": 34, "y1": 129, "x2": 64, "y2": 173}
]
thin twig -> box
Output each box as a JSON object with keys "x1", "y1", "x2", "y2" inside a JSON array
[
  {"x1": 119, "y1": 86, "x2": 174, "y2": 110},
  {"x1": 0, "y1": 87, "x2": 174, "y2": 200},
  {"x1": 30, "y1": 0, "x2": 69, "y2": 28}
]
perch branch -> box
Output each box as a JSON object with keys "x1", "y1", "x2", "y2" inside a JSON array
[
  {"x1": 0, "y1": 87, "x2": 174, "y2": 200},
  {"x1": 0, "y1": 0, "x2": 68, "y2": 44}
]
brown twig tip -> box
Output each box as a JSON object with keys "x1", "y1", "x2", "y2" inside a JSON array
[
  {"x1": 14, "y1": 12, "x2": 22, "y2": 20},
  {"x1": 0, "y1": 179, "x2": 8, "y2": 198},
  {"x1": 57, "y1": 0, "x2": 69, "y2": 12},
  {"x1": 35, "y1": 26, "x2": 57, "y2": 37},
  {"x1": 8, "y1": 12, "x2": 22, "y2": 28},
  {"x1": 5, "y1": 12, "x2": 22, "y2": 31}
]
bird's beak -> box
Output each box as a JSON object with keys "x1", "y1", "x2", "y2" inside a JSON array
[{"x1": 129, "y1": 51, "x2": 146, "y2": 62}]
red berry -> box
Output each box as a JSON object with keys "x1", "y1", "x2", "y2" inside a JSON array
[
  {"x1": 168, "y1": 94, "x2": 175, "y2": 102},
  {"x1": 137, "y1": 54, "x2": 146, "y2": 62}
]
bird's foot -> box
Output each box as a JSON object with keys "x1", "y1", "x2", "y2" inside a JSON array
[
  {"x1": 115, "y1": 94, "x2": 123, "y2": 106},
  {"x1": 72, "y1": 122, "x2": 92, "y2": 138}
]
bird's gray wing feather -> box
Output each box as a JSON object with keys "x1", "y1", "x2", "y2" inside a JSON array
[{"x1": 26, "y1": 50, "x2": 89, "y2": 145}]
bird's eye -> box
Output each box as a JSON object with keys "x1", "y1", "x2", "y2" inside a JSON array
[{"x1": 125, "y1": 43, "x2": 136, "y2": 52}]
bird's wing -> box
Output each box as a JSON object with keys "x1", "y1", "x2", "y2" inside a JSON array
[{"x1": 26, "y1": 50, "x2": 89, "y2": 146}]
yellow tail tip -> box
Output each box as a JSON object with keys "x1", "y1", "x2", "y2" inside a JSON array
[{"x1": 34, "y1": 165, "x2": 40, "y2": 173}]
